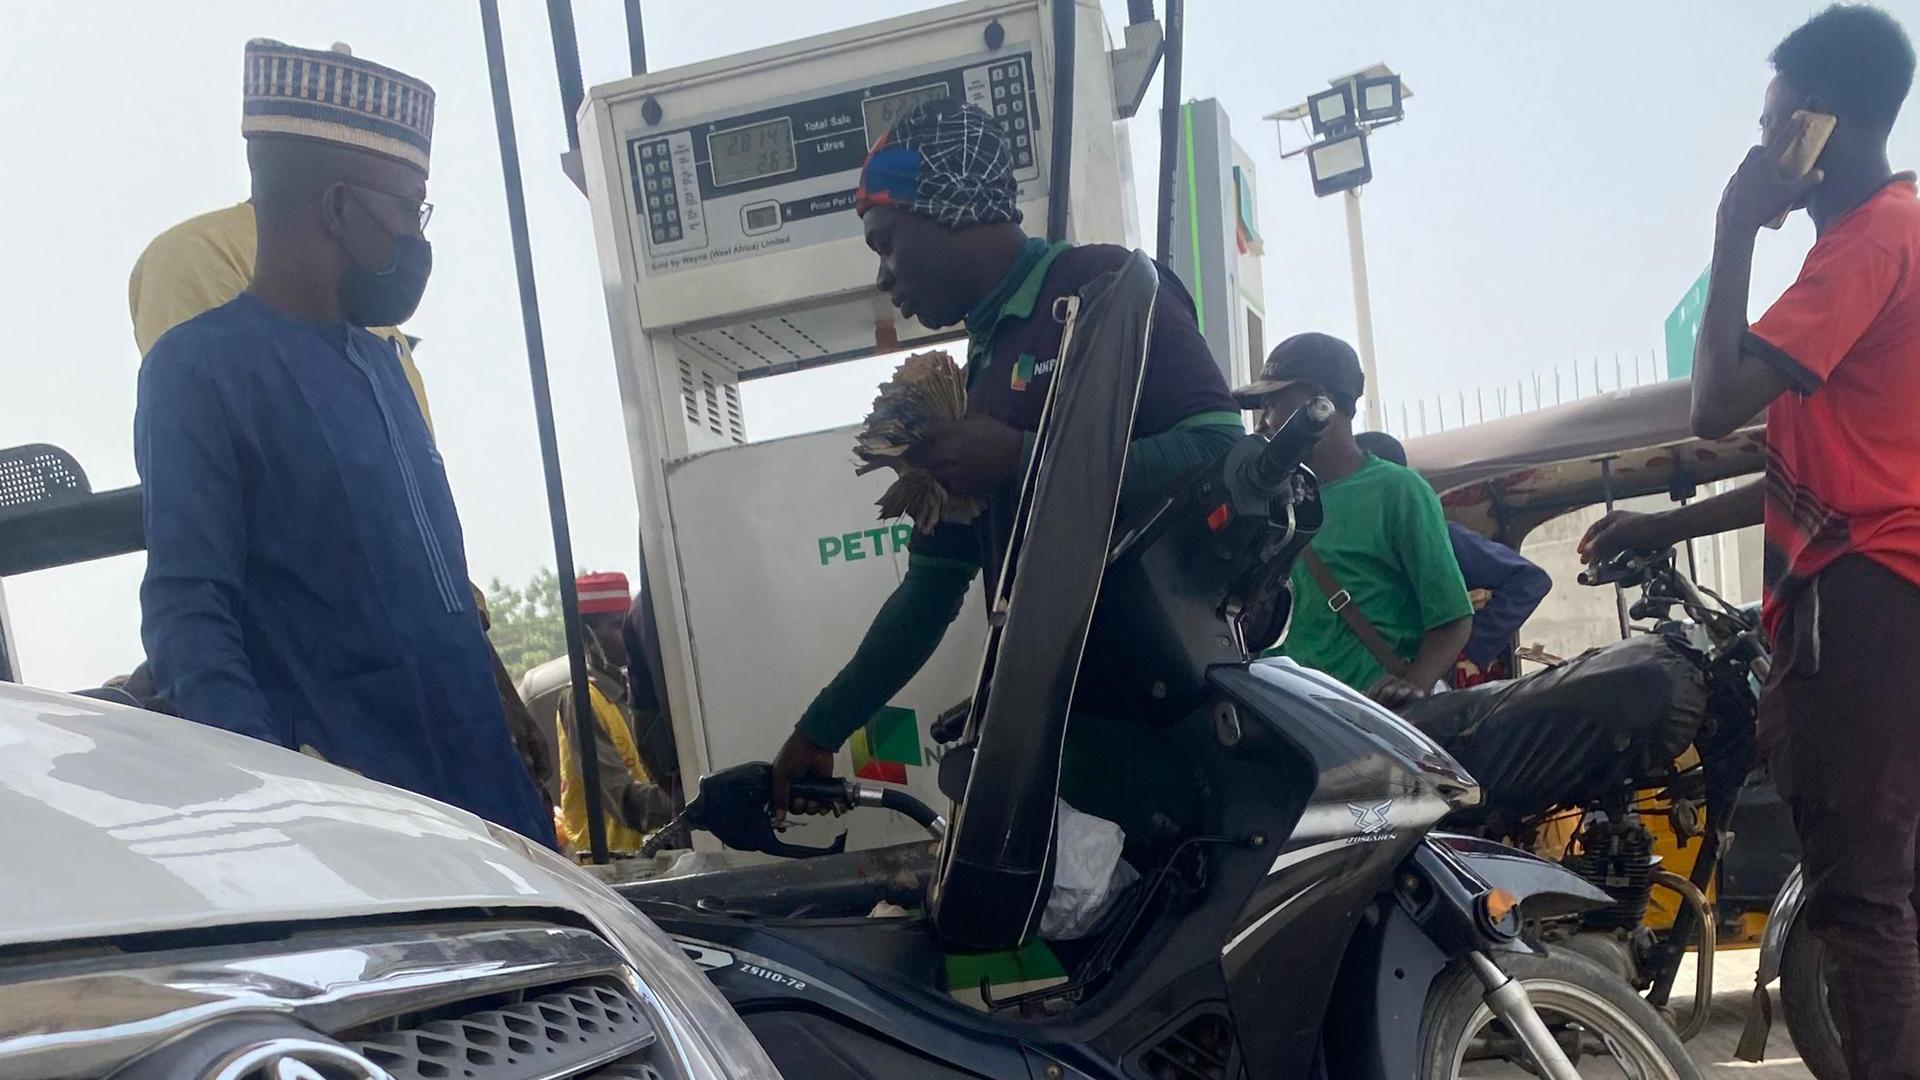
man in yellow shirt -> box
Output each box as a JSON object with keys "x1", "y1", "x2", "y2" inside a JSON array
[
  {"x1": 130, "y1": 200, "x2": 433, "y2": 430},
  {"x1": 541, "y1": 572, "x2": 676, "y2": 855}
]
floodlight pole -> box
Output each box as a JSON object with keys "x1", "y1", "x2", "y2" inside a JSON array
[
  {"x1": 1342, "y1": 187, "x2": 1383, "y2": 432},
  {"x1": 1273, "y1": 67, "x2": 1407, "y2": 433}
]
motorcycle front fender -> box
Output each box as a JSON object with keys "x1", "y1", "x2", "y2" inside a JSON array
[
  {"x1": 1326, "y1": 838, "x2": 1616, "y2": 1079},
  {"x1": 1755, "y1": 863, "x2": 1806, "y2": 988},
  {"x1": 1429, "y1": 832, "x2": 1613, "y2": 923},
  {"x1": 1734, "y1": 863, "x2": 1807, "y2": 1062}
]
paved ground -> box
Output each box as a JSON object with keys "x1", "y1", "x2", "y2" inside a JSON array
[{"x1": 1677, "y1": 948, "x2": 1813, "y2": 1078}]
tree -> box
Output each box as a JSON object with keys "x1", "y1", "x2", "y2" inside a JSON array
[{"x1": 485, "y1": 568, "x2": 566, "y2": 681}]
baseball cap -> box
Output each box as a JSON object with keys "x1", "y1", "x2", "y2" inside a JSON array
[{"x1": 1231, "y1": 332, "x2": 1365, "y2": 411}]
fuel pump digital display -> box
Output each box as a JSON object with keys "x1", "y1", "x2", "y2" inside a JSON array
[
  {"x1": 625, "y1": 49, "x2": 1040, "y2": 268},
  {"x1": 707, "y1": 117, "x2": 798, "y2": 187},
  {"x1": 861, "y1": 83, "x2": 951, "y2": 147}
]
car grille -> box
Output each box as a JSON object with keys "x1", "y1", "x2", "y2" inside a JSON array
[
  {"x1": 350, "y1": 981, "x2": 667, "y2": 1080},
  {"x1": 0, "y1": 920, "x2": 681, "y2": 1080}
]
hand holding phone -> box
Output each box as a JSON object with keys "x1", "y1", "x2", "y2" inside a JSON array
[
  {"x1": 1764, "y1": 110, "x2": 1836, "y2": 229},
  {"x1": 1719, "y1": 109, "x2": 1835, "y2": 234}
]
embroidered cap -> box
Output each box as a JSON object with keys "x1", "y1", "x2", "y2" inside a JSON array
[
  {"x1": 242, "y1": 39, "x2": 435, "y2": 175},
  {"x1": 576, "y1": 572, "x2": 631, "y2": 616},
  {"x1": 855, "y1": 98, "x2": 1021, "y2": 229}
]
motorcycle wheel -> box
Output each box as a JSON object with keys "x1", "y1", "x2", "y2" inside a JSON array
[
  {"x1": 1779, "y1": 918, "x2": 1850, "y2": 1080},
  {"x1": 1415, "y1": 950, "x2": 1702, "y2": 1079}
]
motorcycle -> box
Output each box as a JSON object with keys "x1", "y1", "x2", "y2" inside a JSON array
[
  {"x1": 1408, "y1": 548, "x2": 1782, "y2": 1032},
  {"x1": 640, "y1": 755, "x2": 1695, "y2": 1079},
  {"x1": 621, "y1": 255, "x2": 1699, "y2": 1079},
  {"x1": 1556, "y1": 552, "x2": 1841, "y2": 1079}
]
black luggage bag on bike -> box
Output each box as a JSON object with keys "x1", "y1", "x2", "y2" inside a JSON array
[{"x1": 1406, "y1": 633, "x2": 1709, "y2": 820}]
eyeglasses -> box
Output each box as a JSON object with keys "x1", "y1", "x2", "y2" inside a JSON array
[{"x1": 345, "y1": 182, "x2": 433, "y2": 232}]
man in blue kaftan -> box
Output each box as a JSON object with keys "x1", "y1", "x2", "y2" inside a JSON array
[{"x1": 136, "y1": 38, "x2": 551, "y2": 844}]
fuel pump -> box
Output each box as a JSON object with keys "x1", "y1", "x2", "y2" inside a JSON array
[{"x1": 579, "y1": 0, "x2": 1170, "y2": 851}]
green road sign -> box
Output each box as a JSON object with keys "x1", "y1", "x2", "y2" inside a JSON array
[{"x1": 1664, "y1": 267, "x2": 1711, "y2": 379}]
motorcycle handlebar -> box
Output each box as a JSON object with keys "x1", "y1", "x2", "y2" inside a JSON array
[
  {"x1": 1577, "y1": 548, "x2": 1666, "y2": 588},
  {"x1": 1244, "y1": 397, "x2": 1335, "y2": 492}
]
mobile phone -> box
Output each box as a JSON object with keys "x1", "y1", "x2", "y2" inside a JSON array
[{"x1": 1765, "y1": 109, "x2": 1836, "y2": 229}]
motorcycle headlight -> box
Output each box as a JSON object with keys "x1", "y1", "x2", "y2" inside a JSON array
[{"x1": 487, "y1": 825, "x2": 780, "y2": 1079}]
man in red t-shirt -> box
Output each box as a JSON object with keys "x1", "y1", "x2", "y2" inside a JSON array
[{"x1": 1583, "y1": 6, "x2": 1918, "y2": 1075}]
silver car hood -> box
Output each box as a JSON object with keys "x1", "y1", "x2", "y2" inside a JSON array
[{"x1": 0, "y1": 685, "x2": 586, "y2": 948}]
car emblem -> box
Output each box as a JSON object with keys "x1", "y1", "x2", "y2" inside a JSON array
[
  {"x1": 208, "y1": 1038, "x2": 394, "y2": 1080},
  {"x1": 1348, "y1": 799, "x2": 1394, "y2": 836}
]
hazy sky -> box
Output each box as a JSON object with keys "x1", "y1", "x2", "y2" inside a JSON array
[{"x1": 2, "y1": 1, "x2": 1915, "y2": 688}]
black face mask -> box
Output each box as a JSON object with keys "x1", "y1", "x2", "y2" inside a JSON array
[{"x1": 340, "y1": 234, "x2": 432, "y2": 328}]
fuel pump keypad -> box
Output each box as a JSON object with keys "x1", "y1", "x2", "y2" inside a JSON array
[{"x1": 637, "y1": 138, "x2": 684, "y2": 245}]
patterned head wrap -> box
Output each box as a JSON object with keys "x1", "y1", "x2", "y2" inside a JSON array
[
  {"x1": 855, "y1": 98, "x2": 1022, "y2": 228},
  {"x1": 242, "y1": 39, "x2": 435, "y2": 175}
]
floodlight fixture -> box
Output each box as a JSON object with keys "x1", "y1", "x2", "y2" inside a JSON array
[
  {"x1": 1306, "y1": 84, "x2": 1354, "y2": 137},
  {"x1": 1307, "y1": 129, "x2": 1371, "y2": 197},
  {"x1": 1355, "y1": 73, "x2": 1403, "y2": 123}
]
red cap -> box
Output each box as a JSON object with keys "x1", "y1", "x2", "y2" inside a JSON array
[{"x1": 577, "y1": 571, "x2": 631, "y2": 615}]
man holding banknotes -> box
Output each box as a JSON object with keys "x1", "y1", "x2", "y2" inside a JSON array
[{"x1": 769, "y1": 98, "x2": 1242, "y2": 841}]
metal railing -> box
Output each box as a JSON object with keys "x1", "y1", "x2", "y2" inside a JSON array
[{"x1": 1379, "y1": 349, "x2": 1671, "y2": 439}]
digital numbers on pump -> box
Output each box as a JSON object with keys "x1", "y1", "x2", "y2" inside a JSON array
[
  {"x1": 862, "y1": 84, "x2": 950, "y2": 148},
  {"x1": 707, "y1": 118, "x2": 797, "y2": 187}
]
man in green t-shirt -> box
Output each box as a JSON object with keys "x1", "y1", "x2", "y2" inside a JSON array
[{"x1": 1233, "y1": 334, "x2": 1473, "y2": 709}]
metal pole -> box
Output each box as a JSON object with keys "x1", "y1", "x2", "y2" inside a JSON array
[
  {"x1": 1045, "y1": 0, "x2": 1079, "y2": 243},
  {"x1": 0, "y1": 581, "x2": 14, "y2": 682},
  {"x1": 616, "y1": 0, "x2": 675, "y2": 801},
  {"x1": 1152, "y1": 0, "x2": 1184, "y2": 264},
  {"x1": 544, "y1": 0, "x2": 585, "y2": 153},
  {"x1": 623, "y1": 0, "x2": 648, "y2": 77},
  {"x1": 1343, "y1": 187, "x2": 1384, "y2": 432},
  {"x1": 1600, "y1": 456, "x2": 1630, "y2": 641},
  {"x1": 480, "y1": 0, "x2": 609, "y2": 863}
]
